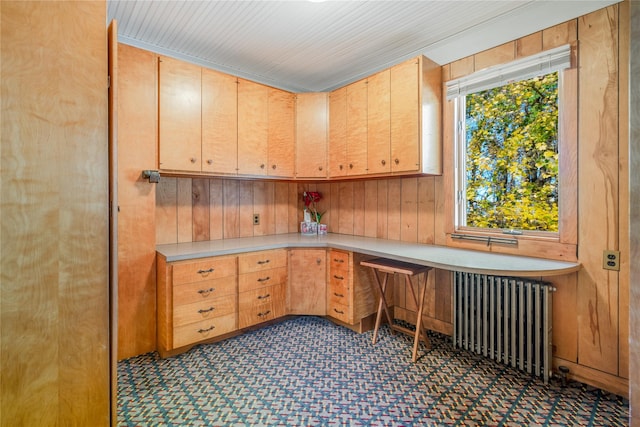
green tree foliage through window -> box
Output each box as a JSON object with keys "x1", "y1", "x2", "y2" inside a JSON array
[{"x1": 464, "y1": 72, "x2": 559, "y2": 231}]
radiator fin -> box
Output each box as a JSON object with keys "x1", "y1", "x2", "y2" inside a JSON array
[{"x1": 453, "y1": 272, "x2": 554, "y2": 383}]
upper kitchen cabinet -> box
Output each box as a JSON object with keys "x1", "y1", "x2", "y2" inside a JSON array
[
  {"x1": 267, "y1": 88, "x2": 295, "y2": 178},
  {"x1": 329, "y1": 79, "x2": 369, "y2": 178},
  {"x1": 328, "y1": 86, "x2": 347, "y2": 177},
  {"x1": 367, "y1": 69, "x2": 391, "y2": 175},
  {"x1": 296, "y1": 93, "x2": 328, "y2": 179},
  {"x1": 237, "y1": 78, "x2": 269, "y2": 176},
  {"x1": 345, "y1": 78, "x2": 368, "y2": 176},
  {"x1": 390, "y1": 56, "x2": 442, "y2": 175},
  {"x1": 158, "y1": 56, "x2": 202, "y2": 172},
  {"x1": 202, "y1": 68, "x2": 238, "y2": 175}
]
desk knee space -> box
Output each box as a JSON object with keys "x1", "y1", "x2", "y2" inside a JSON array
[{"x1": 360, "y1": 258, "x2": 432, "y2": 362}]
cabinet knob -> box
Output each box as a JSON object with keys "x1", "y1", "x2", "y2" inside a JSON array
[
  {"x1": 316, "y1": 258, "x2": 322, "y2": 265},
  {"x1": 190, "y1": 157, "x2": 197, "y2": 163},
  {"x1": 394, "y1": 158, "x2": 400, "y2": 165},
  {"x1": 272, "y1": 164, "x2": 276, "y2": 170},
  {"x1": 349, "y1": 163, "x2": 353, "y2": 169},
  {"x1": 339, "y1": 164, "x2": 343, "y2": 170},
  {"x1": 207, "y1": 159, "x2": 213, "y2": 165},
  {"x1": 260, "y1": 164, "x2": 265, "y2": 169},
  {"x1": 318, "y1": 166, "x2": 323, "y2": 171},
  {"x1": 381, "y1": 159, "x2": 386, "y2": 166}
]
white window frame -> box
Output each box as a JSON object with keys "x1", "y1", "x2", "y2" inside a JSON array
[{"x1": 448, "y1": 45, "x2": 571, "y2": 236}]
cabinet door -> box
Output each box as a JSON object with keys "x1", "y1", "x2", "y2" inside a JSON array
[
  {"x1": 267, "y1": 88, "x2": 295, "y2": 178},
  {"x1": 390, "y1": 58, "x2": 420, "y2": 173},
  {"x1": 237, "y1": 78, "x2": 269, "y2": 176},
  {"x1": 328, "y1": 86, "x2": 347, "y2": 177},
  {"x1": 202, "y1": 68, "x2": 238, "y2": 174},
  {"x1": 367, "y1": 69, "x2": 391, "y2": 175},
  {"x1": 158, "y1": 56, "x2": 202, "y2": 172},
  {"x1": 287, "y1": 249, "x2": 326, "y2": 315},
  {"x1": 346, "y1": 79, "x2": 368, "y2": 176},
  {"x1": 295, "y1": 93, "x2": 328, "y2": 178}
]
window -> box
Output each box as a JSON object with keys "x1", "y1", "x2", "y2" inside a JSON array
[{"x1": 447, "y1": 45, "x2": 571, "y2": 236}]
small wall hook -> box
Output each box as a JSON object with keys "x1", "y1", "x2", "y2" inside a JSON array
[{"x1": 141, "y1": 170, "x2": 160, "y2": 183}]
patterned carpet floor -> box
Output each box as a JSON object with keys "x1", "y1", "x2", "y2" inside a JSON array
[{"x1": 118, "y1": 316, "x2": 628, "y2": 426}]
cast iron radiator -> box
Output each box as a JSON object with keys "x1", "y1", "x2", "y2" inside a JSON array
[{"x1": 453, "y1": 271, "x2": 555, "y2": 383}]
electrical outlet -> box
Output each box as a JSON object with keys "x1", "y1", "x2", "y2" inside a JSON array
[
  {"x1": 253, "y1": 214, "x2": 260, "y2": 225},
  {"x1": 602, "y1": 250, "x2": 620, "y2": 271}
]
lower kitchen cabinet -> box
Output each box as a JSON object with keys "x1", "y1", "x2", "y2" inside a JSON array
[
  {"x1": 156, "y1": 254, "x2": 238, "y2": 357},
  {"x1": 326, "y1": 249, "x2": 379, "y2": 332},
  {"x1": 238, "y1": 249, "x2": 287, "y2": 328},
  {"x1": 288, "y1": 249, "x2": 327, "y2": 315}
]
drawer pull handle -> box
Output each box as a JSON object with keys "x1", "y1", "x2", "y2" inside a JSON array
[
  {"x1": 197, "y1": 268, "x2": 215, "y2": 274},
  {"x1": 197, "y1": 325, "x2": 215, "y2": 333},
  {"x1": 258, "y1": 310, "x2": 271, "y2": 318},
  {"x1": 333, "y1": 258, "x2": 344, "y2": 263},
  {"x1": 333, "y1": 292, "x2": 344, "y2": 298},
  {"x1": 333, "y1": 308, "x2": 344, "y2": 315},
  {"x1": 257, "y1": 293, "x2": 271, "y2": 300},
  {"x1": 197, "y1": 287, "x2": 215, "y2": 295},
  {"x1": 333, "y1": 275, "x2": 344, "y2": 280},
  {"x1": 257, "y1": 276, "x2": 271, "y2": 282},
  {"x1": 198, "y1": 307, "x2": 215, "y2": 314},
  {"x1": 257, "y1": 259, "x2": 270, "y2": 265}
]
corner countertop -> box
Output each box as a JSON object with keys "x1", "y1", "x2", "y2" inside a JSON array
[{"x1": 156, "y1": 233, "x2": 580, "y2": 278}]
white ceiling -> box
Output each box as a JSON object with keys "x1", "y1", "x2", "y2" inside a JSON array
[{"x1": 108, "y1": 0, "x2": 619, "y2": 92}]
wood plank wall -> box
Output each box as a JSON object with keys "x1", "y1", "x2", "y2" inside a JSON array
[
  {"x1": 627, "y1": 0, "x2": 639, "y2": 421},
  {"x1": 1, "y1": 2, "x2": 110, "y2": 425}
]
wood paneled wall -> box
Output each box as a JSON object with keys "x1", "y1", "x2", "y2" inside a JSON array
[
  {"x1": 1, "y1": 2, "x2": 110, "y2": 425},
  {"x1": 626, "y1": 0, "x2": 638, "y2": 422},
  {"x1": 155, "y1": 176, "x2": 439, "y2": 245}
]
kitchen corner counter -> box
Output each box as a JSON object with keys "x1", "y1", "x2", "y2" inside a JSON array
[{"x1": 156, "y1": 233, "x2": 580, "y2": 277}]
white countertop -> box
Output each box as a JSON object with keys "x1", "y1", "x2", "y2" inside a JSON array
[{"x1": 156, "y1": 233, "x2": 580, "y2": 277}]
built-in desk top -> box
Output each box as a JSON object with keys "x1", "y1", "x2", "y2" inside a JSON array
[{"x1": 156, "y1": 233, "x2": 580, "y2": 277}]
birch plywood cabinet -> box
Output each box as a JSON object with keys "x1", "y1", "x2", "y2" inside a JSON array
[
  {"x1": 346, "y1": 79, "x2": 369, "y2": 176},
  {"x1": 327, "y1": 56, "x2": 442, "y2": 178},
  {"x1": 202, "y1": 68, "x2": 238, "y2": 175},
  {"x1": 157, "y1": 255, "x2": 238, "y2": 357},
  {"x1": 158, "y1": 56, "x2": 202, "y2": 172},
  {"x1": 367, "y1": 69, "x2": 391, "y2": 175},
  {"x1": 238, "y1": 78, "x2": 270, "y2": 176},
  {"x1": 288, "y1": 249, "x2": 327, "y2": 315},
  {"x1": 238, "y1": 250, "x2": 287, "y2": 328},
  {"x1": 390, "y1": 56, "x2": 442, "y2": 175},
  {"x1": 326, "y1": 250, "x2": 378, "y2": 332},
  {"x1": 268, "y1": 88, "x2": 296, "y2": 178},
  {"x1": 329, "y1": 86, "x2": 348, "y2": 177},
  {"x1": 296, "y1": 92, "x2": 328, "y2": 178}
]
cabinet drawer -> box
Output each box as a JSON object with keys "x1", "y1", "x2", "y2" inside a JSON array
[
  {"x1": 238, "y1": 267, "x2": 287, "y2": 293},
  {"x1": 327, "y1": 301, "x2": 350, "y2": 324},
  {"x1": 172, "y1": 256, "x2": 236, "y2": 285},
  {"x1": 238, "y1": 249, "x2": 287, "y2": 274},
  {"x1": 328, "y1": 284, "x2": 349, "y2": 306},
  {"x1": 329, "y1": 270, "x2": 349, "y2": 288},
  {"x1": 329, "y1": 250, "x2": 350, "y2": 271},
  {"x1": 173, "y1": 275, "x2": 237, "y2": 306},
  {"x1": 173, "y1": 313, "x2": 236, "y2": 348},
  {"x1": 173, "y1": 294, "x2": 236, "y2": 327},
  {"x1": 238, "y1": 284, "x2": 285, "y2": 328}
]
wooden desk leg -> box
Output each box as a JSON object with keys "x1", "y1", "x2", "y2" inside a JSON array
[
  {"x1": 372, "y1": 270, "x2": 394, "y2": 345},
  {"x1": 408, "y1": 270, "x2": 431, "y2": 362}
]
